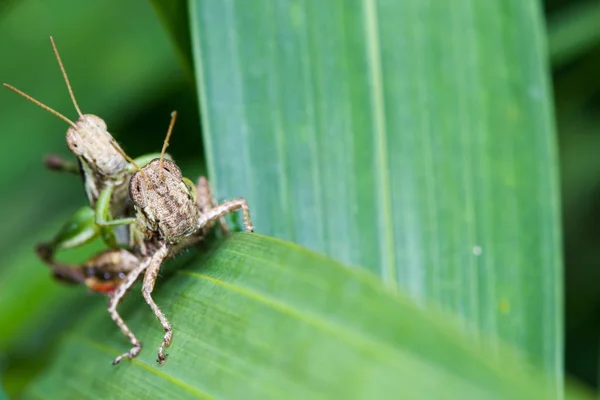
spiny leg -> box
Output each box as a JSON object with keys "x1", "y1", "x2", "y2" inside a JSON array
[
  {"x1": 195, "y1": 176, "x2": 228, "y2": 234},
  {"x1": 194, "y1": 176, "x2": 214, "y2": 213},
  {"x1": 197, "y1": 198, "x2": 254, "y2": 233},
  {"x1": 110, "y1": 255, "x2": 152, "y2": 365},
  {"x1": 140, "y1": 243, "x2": 171, "y2": 365}
]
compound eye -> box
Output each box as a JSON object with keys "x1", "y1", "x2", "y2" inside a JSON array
[
  {"x1": 160, "y1": 159, "x2": 182, "y2": 181},
  {"x1": 66, "y1": 127, "x2": 84, "y2": 155},
  {"x1": 129, "y1": 172, "x2": 147, "y2": 207}
]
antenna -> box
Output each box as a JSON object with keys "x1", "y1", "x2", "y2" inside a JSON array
[
  {"x1": 111, "y1": 140, "x2": 140, "y2": 170},
  {"x1": 3, "y1": 83, "x2": 76, "y2": 128},
  {"x1": 159, "y1": 111, "x2": 177, "y2": 171},
  {"x1": 110, "y1": 140, "x2": 150, "y2": 183},
  {"x1": 49, "y1": 36, "x2": 83, "y2": 118}
]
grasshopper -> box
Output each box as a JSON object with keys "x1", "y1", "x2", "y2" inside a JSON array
[
  {"x1": 4, "y1": 37, "x2": 170, "y2": 265},
  {"x1": 106, "y1": 118, "x2": 254, "y2": 365},
  {"x1": 45, "y1": 113, "x2": 254, "y2": 365},
  {"x1": 114, "y1": 164, "x2": 254, "y2": 365}
]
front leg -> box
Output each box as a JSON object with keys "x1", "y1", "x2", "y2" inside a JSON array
[
  {"x1": 110, "y1": 253, "x2": 153, "y2": 365},
  {"x1": 140, "y1": 243, "x2": 171, "y2": 365},
  {"x1": 95, "y1": 185, "x2": 136, "y2": 228},
  {"x1": 43, "y1": 154, "x2": 80, "y2": 174}
]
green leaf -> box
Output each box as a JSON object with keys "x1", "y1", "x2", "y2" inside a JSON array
[
  {"x1": 189, "y1": 0, "x2": 562, "y2": 384},
  {"x1": 22, "y1": 234, "x2": 587, "y2": 399},
  {"x1": 149, "y1": 0, "x2": 195, "y2": 79}
]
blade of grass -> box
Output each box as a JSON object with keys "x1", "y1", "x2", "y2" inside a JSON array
[
  {"x1": 187, "y1": 0, "x2": 562, "y2": 385},
  {"x1": 21, "y1": 234, "x2": 588, "y2": 399}
]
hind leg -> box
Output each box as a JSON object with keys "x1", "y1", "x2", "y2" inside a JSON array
[
  {"x1": 195, "y1": 176, "x2": 229, "y2": 235},
  {"x1": 140, "y1": 244, "x2": 172, "y2": 365},
  {"x1": 197, "y1": 198, "x2": 254, "y2": 233}
]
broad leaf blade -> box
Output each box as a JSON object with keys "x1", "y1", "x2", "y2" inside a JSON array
[
  {"x1": 23, "y1": 235, "x2": 581, "y2": 399},
  {"x1": 189, "y1": 0, "x2": 562, "y2": 383}
]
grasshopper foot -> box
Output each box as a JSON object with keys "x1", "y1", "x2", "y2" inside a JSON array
[
  {"x1": 112, "y1": 344, "x2": 141, "y2": 365},
  {"x1": 157, "y1": 329, "x2": 172, "y2": 366},
  {"x1": 157, "y1": 352, "x2": 168, "y2": 366}
]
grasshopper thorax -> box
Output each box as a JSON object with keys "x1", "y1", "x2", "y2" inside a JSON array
[{"x1": 66, "y1": 114, "x2": 128, "y2": 177}]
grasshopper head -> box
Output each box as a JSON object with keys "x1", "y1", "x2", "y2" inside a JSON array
[
  {"x1": 4, "y1": 38, "x2": 130, "y2": 180},
  {"x1": 129, "y1": 159, "x2": 198, "y2": 243},
  {"x1": 66, "y1": 114, "x2": 128, "y2": 177}
]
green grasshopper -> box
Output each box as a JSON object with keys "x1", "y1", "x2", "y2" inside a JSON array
[{"x1": 4, "y1": 37, "x2": 171, "y2": 264}]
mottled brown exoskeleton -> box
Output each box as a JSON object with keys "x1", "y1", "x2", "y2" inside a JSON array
[
  {"x1": 47, "y1": 165, "x2": 249, "y2": 366},
  {"x1": 105, "y1": 115, "x2": 254, "y2": 365},
  {"x1": 4, "y1": 36, "x2": 169, "y2": 266}
]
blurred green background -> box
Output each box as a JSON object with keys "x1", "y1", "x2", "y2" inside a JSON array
[
  {"x1": 548, "y1": 0, "x2": 600, "y2": 388},
  {"x1": 0, "y1": 0, "x2": 599, "y2": 397}
]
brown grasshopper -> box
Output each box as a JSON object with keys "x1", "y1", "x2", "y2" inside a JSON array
[
  {"x1": 4, "y1": 36, "x2": 169, "y2": 264},
  {"x1": 50, "y1": 117, "x2": 254, "y2": 365},
  {"x1": 107, "y1": 118, "x2": 254, "y2": 365}
]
